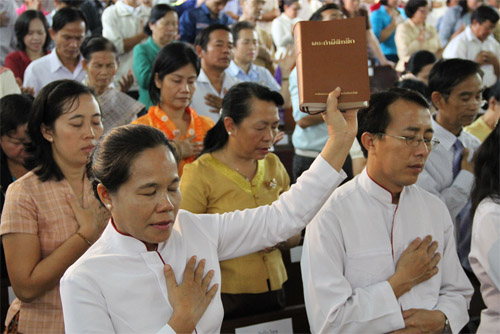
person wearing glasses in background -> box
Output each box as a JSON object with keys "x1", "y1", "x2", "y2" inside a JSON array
[
  {"x1": 301, "y1": 88, "x2": 473, "y2": 334},
  {"x1": 417, "y1": 58, "x2": 485, "y2": 326}
]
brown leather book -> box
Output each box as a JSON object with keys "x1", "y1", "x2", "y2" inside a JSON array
[{"x1": 294, "y1": 17, "x2": 370, "y2": 113}]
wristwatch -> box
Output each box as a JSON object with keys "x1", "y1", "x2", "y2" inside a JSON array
[{"x1": 442, "y1": 317, "x2": 452, "y2": 334}]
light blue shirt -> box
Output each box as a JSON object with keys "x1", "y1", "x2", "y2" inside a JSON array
[
  {"x1": 227, "y1": 61, "x2": 281, "y2": 92},
  {"x1": 289, "y1": 68, "x2": 328, "y2": 153}
]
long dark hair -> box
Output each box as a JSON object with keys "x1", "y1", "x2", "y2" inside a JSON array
[
  {"x1": 470, "y1": 123, "x2": 500, "y2": 216},
  {"x1": 14, "y1": 10, "x2": 51, "y2": 52},
  {"x1": 202, "y1": 82, "x2": 284, "y2": 154},
  {"x1": 25, "y1": 80, "x2": 95, "y2": 182},
  {"x1": 149, "y1": 42, "x2": 200, "y2": 105}
]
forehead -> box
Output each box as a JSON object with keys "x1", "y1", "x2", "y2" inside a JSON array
[
  {"x1": 245, "y1": 98, "x2": 280, "y2": 122},
  {"x1": 208, "y1": 29, "x2": 232, "y2": 43},
  {"x1": 60, "y1": 94, "x2": 100, "y2": 118},
  {"x1": 28, "y1": 18, "x2": 45, "y2": 29},
  {"x1": 56, "y1": 20, "x2": 86, "y2": 35},
  {"x1": 89, "y1": 50, "x2": 117, "y2": 63},
  {"x1": 158, "y1": 11, "x2": 178, "y2": 20},
  {"x1": 449, "y1": 73, "x2": 483, "y2": 95},
  {"x1": 321, "y1": 9, "x2": 344, "y2": 20},
  {"x1": 238, "y1": 28, "x2": 257, "y2": 39},
  {"x1": 127, "y1": 146, "x2": 178, "y2": 185},
  {"x1": 386, "y1": 99, "x2": 432, "y2": 131}
]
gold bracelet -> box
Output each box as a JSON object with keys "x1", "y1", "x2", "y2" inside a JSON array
[{"x1": 76, "y1": 232, "x2": 93, "y2": 246}]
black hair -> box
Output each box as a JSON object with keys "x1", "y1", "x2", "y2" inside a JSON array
[
  {"x1": 396, "y1": 78, "x2": 430, "y2": 100},
  {"x1": 0, "y1": 94, "x2": 34, "y2": 136},
  {"x1": 87, "y1": 124, "x2": 178, "y2": 203},
  {"x1": 59, "y1": 0, "x2": 84, "y2": 7},
  {"x1": 283, "y1": 0, "x2": 299, "y2": 6},
  {"x1": 202, "y1": 82, "x2": 284, "y2": 154},
  {"x1": 380, "y1": 0, "x2": 389, "y2": 6},
  {"x1": 14, "y1": 10, "x2": 51, "y2": 52},
  {"x1": 25, "y1": 80, "x2": 95, "y2": 182},
  {"x1": 309, "y1": 3, "x2": 341, "y2": 21},
  {"x1": 52, "y1": 7, "x2": 87, "y2": 33},
  {"x1": 406, "y1": 50, "x2": 436, "y2": 76},
  {"x1": 471, "y1": 5, "x2": 500, "y2": 24},
  {"x1": 458, "y1": 0, "x2": 468, "y2": 17},
  {"x1": 194, "y1": 24, "x2": 231, "y2": 51},
  {"x1": 144, "y1": 4, "x2": 177, "y2": 36},
  {"x1": 149, "y1": 42, "x2": 200, "y2": 105},
  {"x1": 80, "y1": 35, "x2": 118, "y2": 62},
  {"x1": 404, "y1": 0, "x2": 428, "y2": 18},
  {"x1": 428, "y1": 58, "x2": 482, "y2": 96},
  {"x1": 232, "y1": 21, "x2": 255, "y2": 44},
  {"x1": 357, "y1": 88, "x2": 430, "y2": 158},
  {"x1": 471, "y1": 122, "x2": 500, "y2": 216}
]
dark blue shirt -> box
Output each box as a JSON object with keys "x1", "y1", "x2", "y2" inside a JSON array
[{"x1": 179, "y1": 3, "x2": 234, "y2": 44}]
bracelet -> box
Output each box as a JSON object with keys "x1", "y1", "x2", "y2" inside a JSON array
[
  {"x1": 76, "y1": 232, "x2": 93, "y2": 246},
  {"x1": 282, "y1": 77, "x2": 289, "y2": 81}
]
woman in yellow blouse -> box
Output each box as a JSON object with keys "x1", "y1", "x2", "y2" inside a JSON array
[
  {"x1": 132, "y1": 42, "x2": 214, "y2": 176},
  {"x1": 180, "y1": 82, "x2": 300, "y2": 319},
  {"x1": 394, "y1": 0, "x2": 441, "y2": 72}
]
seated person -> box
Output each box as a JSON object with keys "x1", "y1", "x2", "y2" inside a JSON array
[
  {"x1": 5, "y1": 10, "x2": 50, "y2": 84},
  {"x1": 401, "y1": 50, "x2": 437, "y2": 85},
  {"x1": 438, "y1": 0, "x2": 482, "y2": 47},
  {"x1": 191, "y1": 24, "x2": 240, "y2": 122},
  {"x1": 370, "y1": 0, "x2": 406, "y2": 63},
  {"x1": 464, "y1": 83, "x2": 500, "y2": 141},
  {"x1": 180, "y1": 82, "x2": 301, "y2": 319},
  {"x1": 81, "y1": 36, "x2": 145, "y2": 133},
  {"x1": 133, "y1": 4, "x2": 178, "y2": 109},
  {"x1": 179, "y1": 0, "x2": 234, "y2": 44},
  {"x1": 102, "y1": 0, "x2": 151, "y2": 92},
  {"x1": 302, "y1": 88, "x2": 473, "y2": 333},
  {"x1": 23, "y1": 7, "x2": 87, "y2": 95},
  {"x1": 271, "y1": 0, "x2": 301, "y2": 59},
  {"x1": 469, "y1": 123, "x2": 500, "y2": 334},
  {"x1": 443, "y1": 5, "x2": 500, "y2": 88},
  {"x1": 227, "y1": 21, "x2": 292, "y2": 108},
  {"x1": 133, "y1": 42, "x2": 214, "y2": 176},
  {"x1": 395, "y1": 0, "x2": 441, "y2": 72}
]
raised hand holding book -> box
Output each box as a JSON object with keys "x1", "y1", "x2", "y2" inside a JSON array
[{"x1": 293, "y1": 17, "x2": 370, "y2": 114}]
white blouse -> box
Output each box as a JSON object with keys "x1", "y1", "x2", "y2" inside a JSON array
[
  {"x1": 469, "y1": 198, "x2": 500, "y2": 334},
  {"x1": 60, "y1": 156, "x2": 345, "y2": 333}
]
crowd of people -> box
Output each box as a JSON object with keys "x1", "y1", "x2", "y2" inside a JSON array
[{"x1": 0, "y1": 0, "x2": 499, "y2": 333}]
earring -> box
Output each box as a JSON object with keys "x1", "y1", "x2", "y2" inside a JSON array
[
  {"x1": 106, "y1": 204, "x2": 112, "y2": 210},
  {"x1": 228, "y1": 131, "x2": 232, "y2": 136},
  {"x1": 48, "y1": 137, "x2": 53, "y2": 142}
]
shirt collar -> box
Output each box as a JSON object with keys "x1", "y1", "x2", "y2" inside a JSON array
[
  {"x1": 227, "y1": 60, "x2": 250, "y2": 77},
  {"x1": 464, "y1": 26, "x2": 480, "y2": 43},
  {"x1": 200, "y1": 3, "x2": 214, "y2": 17},
  {"x1": 197, "y1": 68, "x2": 211, "y2": 83},
  {"x1": 147, "y1": 36, "x2": 161, "y2": 52},
  {"x1": 359, "y1": 169, "x2": 403, "y2": 206},
  {"x1": 49, "y1": 49, "x2": 83, "y2": 73},
  {"x1": 431, "y1": 118, "x2": 458, "y2": 151}
]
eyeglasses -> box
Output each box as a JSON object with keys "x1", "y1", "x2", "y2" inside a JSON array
[{"x1": 375, "y1": 133, "x2": 440, "y2": 150}]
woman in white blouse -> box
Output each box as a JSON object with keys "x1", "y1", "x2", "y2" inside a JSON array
[
  {"x1": 394, "y1": 0, "x2": 441, "y2": 72},
  {"x1": 469, "y1": 122, "x2": 500, "y2": 334},
  {"x1": 59, "y1": 86, "x2": 358, "y2": 333}
]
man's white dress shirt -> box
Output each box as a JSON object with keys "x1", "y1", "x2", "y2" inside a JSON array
[
  {"x1": 60, "y1": 156, "x2": 346, "y2": 333},
  {"x1": 417, "y1": 119, "x2": 480, "y2": 269},
  {"x1": 469, "y1": 198, "x2": 500, "y2": 334},
  {"x1": 23, "y1": 50, "x2": 85, "y2": 95},
  {"x1": 190, "y1": 68, "x2": 240, "y2": 123},
  {"x1": 102, "y1": 1, "x2": 150, "y2": 90},
  {"x1": 302, "y1": 169, "x2": 473, "y2": 334},
  {"x1": 443, "y1": 26, "x2": 500, "y2": 88}
]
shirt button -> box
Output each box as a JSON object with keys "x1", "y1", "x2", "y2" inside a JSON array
[
  {"x1": 188, "y1": 128, "x2": 195, "y2": 135},
  {"x1": 161, "y1": 115, "x2": 168, "y2": 122}
]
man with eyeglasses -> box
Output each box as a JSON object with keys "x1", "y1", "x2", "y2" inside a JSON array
[
  {"x1": 301, "y1": 88, "x2": 472, "y2": 334},
  {"x1": 418, "y1": 58, "x2": 484, "y2": 323}
]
